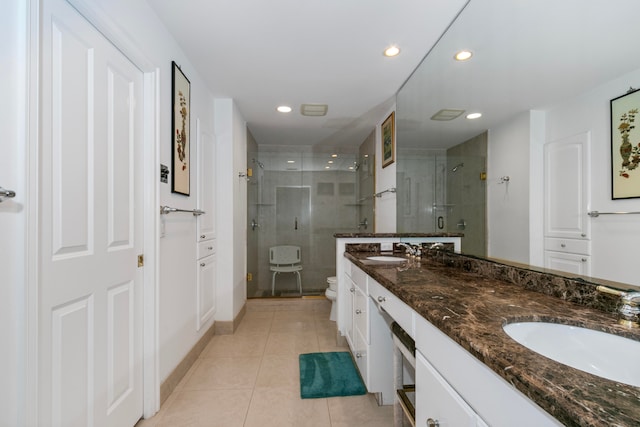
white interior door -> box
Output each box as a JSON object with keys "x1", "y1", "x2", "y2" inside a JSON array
[{"x1": 39, "y1": 0, "x2": 144, "y2": 425}]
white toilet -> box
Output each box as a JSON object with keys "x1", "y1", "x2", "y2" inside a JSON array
[{"x1": 325, "y1": 276, "x2": 337, "y2": 321}]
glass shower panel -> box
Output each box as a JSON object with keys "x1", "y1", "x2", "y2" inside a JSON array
[
  {"x1": 247, "y1": 150, "x2": 358, "y2": 298},
  {"x1": 396, "y1": 149, "x2": 446, "y2": 233}
]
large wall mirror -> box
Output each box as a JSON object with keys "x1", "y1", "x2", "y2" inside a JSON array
[{"x1": 395, "y1": 0, "x2": 640, "y2": 285}]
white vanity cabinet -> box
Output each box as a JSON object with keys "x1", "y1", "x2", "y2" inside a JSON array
[
  {"x1": 341, "y1": 258, "x2": 562, "y2": 426},
  {"x1": 414, "y1": 316, "x2": 561, "y2": 427},
  {"x1": 196, "y1": 249, "x2": 216, "y2": 331},
  {"x1": 416, "y1": 351, "x2": 488, "y2": 427},
  {"x1": 345, "y1": 262, "x2": 395, "y2": 404},
  {"x1": 195, "y1": 121, "x2": 216, "y2": 330},
  {"x1": 543, "y1": 131, "x2": 591, "y2": 276}
]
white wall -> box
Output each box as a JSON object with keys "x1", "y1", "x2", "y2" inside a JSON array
[
  {"x1": 545, "y1": 68, "x2": 640, "y2": 286},
  {"x1": 0, "y1": 1, "x2": 27, "y2": 425},
  {"x1": 61, "y1": 0, "x2": 219, "y2": 384},
  {"x1": 215, "y1": 99, "x2": 248, "y2": 321},
  {"x1": 487, "y1": 111, "x2": 532, "y2": 263},
  {"x1": 375, "y1": 106, "x2": 397, "y2": 232}
]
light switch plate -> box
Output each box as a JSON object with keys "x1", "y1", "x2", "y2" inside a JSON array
[{"x1": 381, "y1": 242, "x2": 393, "y2": 251}]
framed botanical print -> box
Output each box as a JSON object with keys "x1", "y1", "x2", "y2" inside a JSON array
[
  {"x1": 172, "y1": 61, "x2": 190, "y2": 196},
  {"x1": 381, "y1": 111, "x2": 395, "y2": 168},
  {"x1": 611, "y1": 87, "x2": 640, "y2": 199}
]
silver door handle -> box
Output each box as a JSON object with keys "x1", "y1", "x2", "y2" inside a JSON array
[{"x1": 0, "y1": 187, "x2": 16, "y2": 201}]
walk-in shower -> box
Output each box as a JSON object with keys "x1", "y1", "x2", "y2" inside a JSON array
[{"x1": 246, "y1": 150, "x2": 365, "y2": 298}]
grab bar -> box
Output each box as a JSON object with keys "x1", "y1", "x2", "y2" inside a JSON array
[
  {"x1": 374, "y1": 187, "x2": 396, "y2": 198},
  {"x1": 588, "y1": 210, "x2": 640, "y2": 217},
  {"x1": 160, "y1": 206, "x2": 205, "y2": 216}
]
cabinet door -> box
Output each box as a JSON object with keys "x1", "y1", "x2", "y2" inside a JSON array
[
  {"x1": 196, "y1": 254, "x2": 216, "y2": 330},
  {"x1": 544, "y1": 251, "x2": 590, "y2": 276},
  {"x1": 345, "y1": 274, "x2": 356, "y2": 348},
  {"x1": 544, "y1": 132, "x2": 590, "y2": 239},
  {"x1": 197, "y1": 123, "x2": 216, "y2": 241},
  {"x1": 416, "y1": 351, "x2": 482, "y2": 427}
]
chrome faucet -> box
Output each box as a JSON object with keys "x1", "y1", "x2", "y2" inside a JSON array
[
  {"x1": 396, "y1": 242, "x2": 424, "y2": 258},
  {"x1": 396, "y1": 242, "x2": 416, "y2": 256},
  {"x1": 620, "y1": 292, "x2": 640, "y2": 328},
  {"x1": 597, "y1": 285, "x2": 640, "y2": 328}
]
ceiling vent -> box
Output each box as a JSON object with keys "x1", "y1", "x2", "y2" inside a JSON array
[
  {"x1": 430, "y1": 109, "x2": 465, "y2": 121},
  {"x1": 300, "y1": 104, "x2": 328, "y2": 117}
]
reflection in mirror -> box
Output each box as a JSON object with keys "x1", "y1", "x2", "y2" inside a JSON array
[{"x1": 395, "y1": 0, "x2": 640, "y2": 274}]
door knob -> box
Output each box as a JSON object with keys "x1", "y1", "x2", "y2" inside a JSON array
[{"x1": 0, "y1": 187, "x2": 16, "y2": 202}]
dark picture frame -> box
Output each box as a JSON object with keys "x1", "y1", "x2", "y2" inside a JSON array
[
  {"x1": 381, "y1": 111, "x2": 395, "y2": 168},
  {"x1": 611, "y1": 87, "x2": 640, "y2": 199},
  {"x1": 172, "y1": 61, "x2": 191, "y2": 196}
]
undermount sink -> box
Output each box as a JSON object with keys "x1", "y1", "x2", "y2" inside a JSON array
[
  {"x1": 366, "y1": 256, "x2": 407, "y2": 262},
  {"x1": 503, "y1": 322, "x2": 640, "y2": 387}
]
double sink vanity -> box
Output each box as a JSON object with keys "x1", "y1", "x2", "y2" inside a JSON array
[{"x1": 334, "y1": 234, "x2": 640, "y2": 427}]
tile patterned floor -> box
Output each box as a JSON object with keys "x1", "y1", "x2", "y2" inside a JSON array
[{"x1": 137, "y1": 298, "x2": 393, "y2": 427}]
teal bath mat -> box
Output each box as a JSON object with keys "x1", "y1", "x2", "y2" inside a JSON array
[{"x1": 299, "y1": 351, "x2": 367, "y2": 399}]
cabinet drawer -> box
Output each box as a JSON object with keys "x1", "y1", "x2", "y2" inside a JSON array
[
  {"x1": 369, "y1": 278, "x2": 414, "y2": 338},
  {"x1": 544, "y1": 237, "x2": 590, "y2": 255},
  {"x1": 344, "y1": 258, "x2": 352, "y2": 277},
  {"x1": 198, "y1": 240, "x2": 216, "y2": 260},
  {"x1": 353, "y1": 328, "x2": 368, "y2": 387},
  {"x1": 198, "y1": 231, "x2": 215, "y2": 242},
  {"x1": 354, "y1": 286, "x2": 369, "y2": 344},
  {"x1": 351, "y1": 265, "x2": 367, "y2": 292}
]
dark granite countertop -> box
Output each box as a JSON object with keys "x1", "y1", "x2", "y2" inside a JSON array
[
  {"x1": 334, "y1": 232, "x2": 464, "y2": 238},
  {"x1": 345, "y1": 250, "x2": 640, "y2": 427}
]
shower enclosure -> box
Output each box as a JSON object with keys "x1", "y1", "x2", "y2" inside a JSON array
[
  {"x1": 246, "y1": 149, "x2": 365, "y2": 298},
  {"x1": 396, "y1": 132, "x2": 487, "y2": 256}
]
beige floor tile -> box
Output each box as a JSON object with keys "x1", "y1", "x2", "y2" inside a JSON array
[
  {"x1": 270, "y1": 318, "x2": 317, "y2": 334},
  {"x1": 200, "y1": 333, "x2": 267, "y2": 358},
  {"x1": 244, "y1": 387, "x2": 331, "y2": 427},
  {"x1": 265, "y1": 331, "x2": 320, "y2": 355},
  {"x1": 234, "y1": 317, "x2": 273, "y2": 335},
  {"x1": 182, "y1": 356, "x2": 261, "y2": 390},
  {"x1": 149, "y1": 299, "x2": 391, "y2": 427},
  {"x1": 155, "y1": 389, "x2": 252, "y2": 427},
  {"x1": 255, "y1": 354, "x2": 301, "y2": 390},
  {"x1": 327, "y1": 394, "x2": 394, "y2": 424},
  {"x1": 242, "y1": 310, "x2": 276, "y2": 321},
  {"x1": 273, "y1": 309, "x2": 317, "y2": 321}
]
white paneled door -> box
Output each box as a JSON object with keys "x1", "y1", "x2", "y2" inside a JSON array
[{"x1": 39, "y1": 0, "x2": 144, "y2": 425}]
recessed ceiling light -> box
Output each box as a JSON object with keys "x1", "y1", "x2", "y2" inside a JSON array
[
  {"x1": 331, "y1": 154, "x2": 338, "y2": 158},
  {"x1": 466, "y1": 112, "x2": 482, "y2": 119},
  {"x1": 325, "y1": 166, "x2": 330, "y2": 169},
  {"x1": 454, "y1": 50, "x2": 473, "y2": 61},
  {"x1": 383, "y1": 46, "x2": 401, "y2": 57},
  {"x1": 277, "y1": 105, "x2": 292, "y2": 113},
  {"x1": 348, "y1": 166, "x2": 354, "y2": 170},
  {"x1": 287, "y1": 160, "x2": 295, "y2": 163},
  {"x1": 328, "y1": 160, "x2": 334, "y2": 164}
]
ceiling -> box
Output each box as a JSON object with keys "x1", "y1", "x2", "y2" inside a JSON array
[
  {"x1": 145, "y1": 0, "x2": 469, "y2": 151},
  {"x1": 397, "y1": 0, "x2": 640, "y2": 149},
  {"x1": 146, "y1": 0, "x2": 640, "y2": 155}
]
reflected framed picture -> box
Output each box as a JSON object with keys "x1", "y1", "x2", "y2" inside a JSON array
[
  {"x1": 381, "y1": 111, "x2": 395, "y2": 168},
  {"x1": 172, "y1": 61, "x2": 191, "y2": 196},
  {"x1": 611, "y1": 87, "x2": 640, "y2": 199}
]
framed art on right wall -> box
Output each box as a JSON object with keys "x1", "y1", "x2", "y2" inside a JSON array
[
  {"x1": 611, "y1": 87, "x2": 640, "y2": 199},
  {"x1": 381, "y1": 111, "x2": 395, "y2": 168}
]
